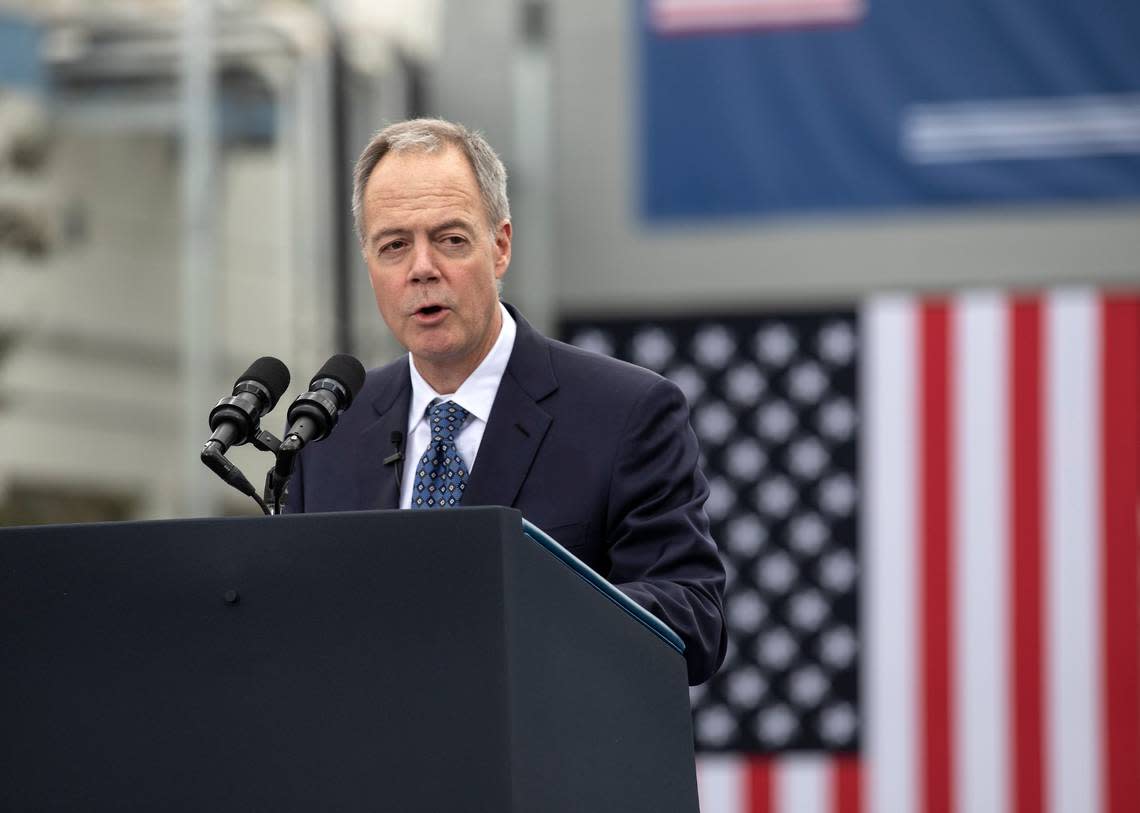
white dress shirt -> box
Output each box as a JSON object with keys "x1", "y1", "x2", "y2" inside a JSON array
[{"x1": 399, "y1": 302, "x2": 517, "y2": 509}]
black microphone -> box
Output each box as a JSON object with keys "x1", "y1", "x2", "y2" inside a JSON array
[
  {"x1": 203, "y1": 356, "x2": 291, "y2": 455},
  {"x1": 278, "y1": 354, "x2": 366, "y2": 453},
  {"x1": 383, "y1": 431, "x2": 405, "y2": 467}
]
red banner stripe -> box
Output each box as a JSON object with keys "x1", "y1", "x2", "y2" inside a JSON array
[
  {"x1": 746, "y1": 757, "x2": 772, "y2": 813},
  {"x1": 833, "y1": 755, "x2": 861, "y2": 813},
  {"x1": 920, "y1": 301, "x2": 954, "y2": 813},
  {"x1": 1011, "y1": 298, "x2": 1046, "y2": 813},
  {"x1": 1101, "y1": 297, "x2": 1140, "y2": 813}
]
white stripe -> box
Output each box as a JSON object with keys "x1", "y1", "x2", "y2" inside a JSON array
[
  {"x1": 1046, "y1": 289, "x2": 1103, "y2": 813},
  {"x1": 902, "y1": 95, "x2": 1140, "y2": 163},
  {"x1": 862, "y1": 296, "x2": 918, "y2": 813},
  {"x1": 696, "y1": 754, "x2": 744, "y2": 813},
  {"x1": 953, "y1": 293, "x2": 1010, "y2": 813},
  {"x1": 776, "y1": 754, "x2": 829, "y2": 813}
]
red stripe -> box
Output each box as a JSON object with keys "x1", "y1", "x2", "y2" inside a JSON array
[
  {"x1": 920, "y1": 302, "x2": 954, "y2": 813},
  {"x1": 746, "y1": 756, "x2": 772, "y2": 813},
  {"x1": 1101, "y1": 297, "x2": 1140, "y2": 813},
  {"x1": 832, "y1": 755, "x2": 861, "y2": 813},
  {"x1": 650, "y1": 0, "x2": 865, "y2": 33},
  {"x1": 1010, "y1": 299, "x2": 1046, "y2": 813},
  {"x1": 654, "y1": 0, "x2": 860, "y2": 16}
]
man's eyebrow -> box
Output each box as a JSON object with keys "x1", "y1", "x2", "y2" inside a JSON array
[
  {"x1": 369, "y1": 226, "x2": 408, "y2": 245},
  {"x1": 368, "y1": 219, "x2": 476, "y2": 245},
  {"x1": 430, "y1": 218, "x2": 476, "y2": 235}
]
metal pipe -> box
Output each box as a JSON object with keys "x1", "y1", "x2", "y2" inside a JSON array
[{"x1": 179, "y1": 0, "x2": 218, "y2": 517}]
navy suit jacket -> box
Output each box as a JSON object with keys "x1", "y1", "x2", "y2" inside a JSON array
[{"x1": 285, "y1": 304, "x2": 727, "y2": 684}]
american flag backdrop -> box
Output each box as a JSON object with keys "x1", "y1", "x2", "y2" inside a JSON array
[{"x1": 562, "y1": 288, "x2": 1140, "y2": 813}]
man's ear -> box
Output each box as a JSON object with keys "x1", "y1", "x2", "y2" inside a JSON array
[{"x1": 493, "y1": 220, "x2": 512, "y2": 279}]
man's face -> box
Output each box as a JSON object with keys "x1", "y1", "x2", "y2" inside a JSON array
[{"x1": 361, "y1": 146, "x2": 511, "y2": 384}]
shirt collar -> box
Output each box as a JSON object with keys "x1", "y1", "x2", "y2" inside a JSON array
[{"x1": 407, "y1": 301, "x2": 517, "y2": 427}]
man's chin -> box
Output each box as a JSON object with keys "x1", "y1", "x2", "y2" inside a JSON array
[{"x1": 408, "y1": 339, "x2": 461, "y2": 366}]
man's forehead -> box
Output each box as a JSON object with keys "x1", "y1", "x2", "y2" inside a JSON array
[
  {"x1": 369, "y1": 146, "x2": 475, "y2": 193},
  {"x1": 364, "y1": 147, "x2": 485, "y2": 226}
]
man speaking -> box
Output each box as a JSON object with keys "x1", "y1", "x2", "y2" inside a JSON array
[{"x1": 285, "y1": 118, "x2": 726, "y2": 685}]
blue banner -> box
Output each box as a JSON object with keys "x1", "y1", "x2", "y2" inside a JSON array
[{"x1": 640, "y1": 0, "x2": 1140, "y2": 220}]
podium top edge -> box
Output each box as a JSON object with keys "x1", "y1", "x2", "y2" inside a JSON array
[
  {"x1": 0, "y1": 506, "x2": 517, "y2": 535},
  {"x1": 520, "y1": 518, "x2": 686, "y2": 656}
]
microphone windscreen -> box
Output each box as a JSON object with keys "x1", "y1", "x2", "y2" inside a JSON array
[
  {"x1": 311, "y1": 354, "x2": 366, "y2": 405},
  {"x1": 239, "y1": 356, "x2": 291, "y2": 407}
]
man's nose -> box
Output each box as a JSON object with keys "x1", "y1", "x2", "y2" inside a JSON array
[{"x1": 407, "y1": 240, "x2": 439, "y2": 283}]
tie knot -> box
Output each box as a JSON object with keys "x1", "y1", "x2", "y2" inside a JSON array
[{"x1": 427, "y1": 400, "x2": 470, "y2": 441}]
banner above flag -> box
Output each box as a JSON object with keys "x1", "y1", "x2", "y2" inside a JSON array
[{"x1": 640, "y1": 0, "x2": 1140, "y2": 220}]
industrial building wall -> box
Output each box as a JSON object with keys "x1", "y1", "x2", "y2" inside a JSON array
[{"x1": 0, "y1": 126, "x2": 294, "y2": 522}]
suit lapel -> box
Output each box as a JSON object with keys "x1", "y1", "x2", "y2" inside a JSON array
[
  {"x1": 463, "y1": 305, "x2": 558, "y2": 508},
  {"x1": 463, "y1": 373, "x2": 552, "y2": 507},
  {"x1": 355, "y1": 365, "x2": 411, "y2": 510}
]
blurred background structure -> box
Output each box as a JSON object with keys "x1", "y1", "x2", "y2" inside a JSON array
[{"x1": 0, "y1": 1, "x2": 1137, "y2": 811}]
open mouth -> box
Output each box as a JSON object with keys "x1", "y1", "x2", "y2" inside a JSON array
[{"x1": 413, "y1": 304, "x2": 449, "y2": 322}]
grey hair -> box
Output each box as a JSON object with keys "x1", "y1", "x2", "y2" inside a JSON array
[{"x1": 352, "y1": 117, "x2": 510, "y2": 245}]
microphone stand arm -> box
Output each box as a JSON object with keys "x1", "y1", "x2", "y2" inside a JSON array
[
  {"x1": 247, "y1": 428, "x2": 295, "y2": 516},
  {"x1": 200, "y1": 442, "x2": 270, "y2": 516}
]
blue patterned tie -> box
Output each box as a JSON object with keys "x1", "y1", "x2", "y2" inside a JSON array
[{"x1": 410, "y1": 400, "x2": 471, "y2": 509}]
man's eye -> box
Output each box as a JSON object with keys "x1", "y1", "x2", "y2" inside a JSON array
[
  {"x1": 380, "y1": 240, "x2": 406, "y2": 254},
  {"x1": 442, "y1": 235, "x2": 467, "y2": 246}
]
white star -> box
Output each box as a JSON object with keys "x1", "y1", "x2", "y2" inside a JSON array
[
  {"x1": 756, "y1": 550, "x2": 797, "y2": 593},
  {"x1": 819, "y1": 626, "x2": 858, "y2": 669},
  {"x1": 695, "y1": 401, "x2": 734, "y2": 445},
  {"x1": 788, "y1": 361, "x2": 828, "y2": 403},
  {"x1": 756, "y1": 476, "x2": 797, "y2": 518},
  {"x1": 695, "y1": 705, "x2": 737, "y2": 746},
  {"x1": 692, "y1": 324, "x2": 736, "y2": 368},
  {"x1": 819, "y1": 473, "x2": 857, "y2": 517},
  {"x1": 725, "y1": 514, "x2": 767, "y2": 557},
  {"x1": 756, "y1": 704, "x2": 798, "y2": 745},
  {"x1": 788, "y1": 588, "x2": 829, "y2": 633},
  {"x1": 725, "y1": 363, "x2": 766, "y2": 405},
  {"x1": 570, "y1": 329, "x2": 614, "y2": 357},
  {"x1": 755, "y1": 324, "x2": 797, "y2": 366},
  {"x1": 819, "y1": 702, "x2": 858, "y2": 745},
  {"x1": 818, "y1": 397, "x2": 857, "y2": 441},
  {"x1": 818, "y1": 321, "x2": 856, "y2": 365},
  {"x1": 788, "y1": 665, "x2": 830, "y2": 707},
  {"x1": 726, "y1": 590, "x2": 767, "y2": 633},
  {"x1": 756, "y1": 627, "x2": 798, "y2": 670},
  {"x1": 788, "y1": 512, "x2": 828, "y2": 556},
  {"x1": 787, "y1": 437, "x2": 829, "y2": 480},
  {"x1": 756, "y1": 400, "x2": 797, "y2": 442},
  {"x1": 631, "y1": 327, "x2": 674, "y2": 371},
  {"x1": 819, "y1": 549, "x2": 857, "y2": 593},
  {"x1": 725, "y1": 438, "x2": 766, "y2": 480},
  {"x1": 725, "y1": 666, "x2": 767, "y2": 709},
  {"x1": 704, "y1": 476, "x2": 736, "y2": 521},
  {"x1": 666, "y1": 365, "x2": 705, "y2": 404}
]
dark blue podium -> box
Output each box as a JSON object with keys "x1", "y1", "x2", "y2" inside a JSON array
[{"x1": 0, "y1": 507, "x2": 698, "y2": 811}]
